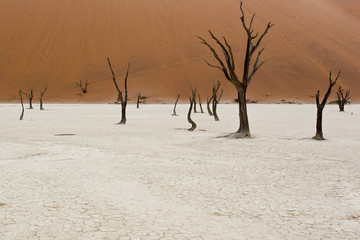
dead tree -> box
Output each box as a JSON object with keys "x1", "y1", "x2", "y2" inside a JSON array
[
  {"x1": 77, "y1": 80, "x2": 89, "y2": 94},
  {"x1": 212, "y1": 81, "x2": 223, "y2": 121},
  {"x1": 136, "y1": 93, "x2": 141, "y2": 108},
  {"x1": 199, "y1": 1, "x2": 273, "y2": 138},
  {"x1": 198, "y1": 93, "x2": 204, "y2": 113},
  {"x1": 40, "y1": 87, "x2": 48, "y2": 110},
  {"x1": 25, "y1": 87, "x2": 35, "y2": 109},
  {"x1": 107, "y1": 57, "x2": 130, "y2": 125},
  {"x1": 190, "y1": 86, "x2": 198, "y2": 113},
  {"x1": 172, "y1": 94, "x2": 180, "y2": 116},
  {"x1": 188, "y1": 96, "x2": 197, "y2": 131},
  {"x1": 313, "y1": 70, "x2": 340, "y2": 140},
  {"x1": 206, "y1": 96, "x2": 214, "y2": 116},
  {"x1": 337, "y1": 86, "x2": 350, "y2": 112},
  {"x1": 19, "y1": 90, "x2": 24, "y2": 120}
]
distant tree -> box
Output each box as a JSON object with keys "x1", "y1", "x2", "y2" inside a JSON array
[
  {"x1": 25, "y1": 87, "x2": 35, "y2": 109},
  {"x1": 199, "y1": 1, "x2": 273, "y2": 138},
  {"x1": 313, "y1": 70, "x2": 340, "y2": 140},
  {"x1": 337, "y1": 86, "x2": 350, "y2": 112},
  {"x1": 187, "y1": 96, "x2": 197, "y2": 131},
  {"x1": 172, "y1": 93, "x2": 180, "y2": 116},
  {"x1": 206, "y1": 96, "x2": 214, "y2": 116},
  {"x1": 77, "y1": 80, "x2": 89, "y2": 94},
  {"x1": 40, "y1": 87, "x2": 48, "y2": 110},
  {"x1": 198, "y1": 93, "x2": 204, "y2": 113},
  {"x1": 107, "y1": 58, "x2": 130, "y2": 124},
  {"x1": 19, "y1": 90, "x2": 24, "y2": 120},
  {"x1": 212, "y1": 81, "x2": 223, "y2": 121},
  {"x1": 136, "y1": 92, "x2": 141, "y2": 109}
]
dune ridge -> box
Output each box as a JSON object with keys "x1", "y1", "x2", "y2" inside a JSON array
[{"x1": 0, "y1": 0, "x2": 359, "y2": 103}]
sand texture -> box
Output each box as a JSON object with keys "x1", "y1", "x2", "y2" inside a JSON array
[{"x1": 0, "y1": 0, "x2": 359, "y2": 103}]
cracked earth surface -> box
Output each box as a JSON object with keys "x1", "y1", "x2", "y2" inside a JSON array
[{"x1": 0, "y1": 104, "x2": 359, "y2": 239}]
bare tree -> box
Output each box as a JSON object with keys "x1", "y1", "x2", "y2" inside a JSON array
[
  {"x1": 107, "y1": 58, "x2": 130, "y2": 125},
  {"x1": 313, "y1": 70, "x2": 340, "y2": 140},
  {"x1": 199, "y1": 1, "x2": 273, "y2": 138},
  {"x1": 19, "y1": 90, "x2": 24, "y2": 120},
  {"x1": 40, "y1": 87, "x2": 48, "y2": 110},
  {"x1": 198, "y1": 93, "x2": 204, "y2": 113},
  {"x1": 190, "y1": 86, "x2": 198, "y2": 113},
  {"x1": 212, "y1": 81, "x2": 223, "y2": 121},
  {"x1": 172, "y1": 93, "x2": 180, "y2": 116},
  {"x1": 77, "y1": 80, "x2": 89, "y2": 94},
  {"x1": 206, "y1": 96, "x2": 214, "y2": 116},
  {"x1": 25, "y1": 87, "x2": 35, "y2": 109},
  {"x1": 188, "y1": 96, "x2": 197, "y2": 131},
  {"x1": 136, "y1": 92, "x2": 141, "y2": 109},
  {"x1": 337, "y1": 86, "x2": 350, "y2": 112}
]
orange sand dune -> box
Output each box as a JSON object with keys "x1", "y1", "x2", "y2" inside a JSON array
[{"x1": 0, "y1": 0, "x2": 359, "y2": 103}]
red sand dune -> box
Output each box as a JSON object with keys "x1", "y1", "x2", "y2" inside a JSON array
[{"x1": 0, "y1": 0, "x2": 359, "y2": 103}]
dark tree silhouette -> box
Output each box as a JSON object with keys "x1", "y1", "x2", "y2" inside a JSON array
[
  {"x1": 40, "y1": 87, "x2": 48, "y2": 110},
  {"x1": 190, "y1": 86, "x2": 198, "y2": 113},
  {"x1": 188, "y1": 96, "x2": 197, "y2": 131},
  {"x1": 198, "y1": 93, "x2": 204, "y2": 113},
  {"x1": 337, "y1": 86, "x2": 350, "y2": 112},
  {"x1": 212, "y1": 81, "x2": 223, "y2": 121},
  {"x1": 206, "y1": 96, "x2": 214, "y2": 116},
  {"x1": 199, "y1": 1, "x2": 273, "y2": 138},
  {"x1": 107, "y1": 58, "x2": 130, "y2": 125},
  {"x1": 77, "y1": 80, "x2": 89, "y2": 94},
  {"x1": 136, "y1": 92, "x2": 141, "y2": 109},
  {"x1": 25, "y1": 87, "x2": 35, "y2": 109},
  {"x1": 313, "y1": 70, "x2": 340, "y2": 140},
  {"x1": 172, "y1": 94, "x2": 180, "y2": 116},
  {"x1": 19, "y1": 90, "x2": 24, "y2": 120}
]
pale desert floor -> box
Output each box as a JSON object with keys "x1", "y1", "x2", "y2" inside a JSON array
[{"x1": 0, "y1": 104, "x2": 359, "y2": 239}]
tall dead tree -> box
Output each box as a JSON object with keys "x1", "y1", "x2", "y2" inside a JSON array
[
  {"x1": 40, "y1": 87, "x2": 48, "y2": 110},
  {"x1": 172, "y1": 93, "x2": 180, "y2": 116},
  {"x1": 337, "y1": 86, "x2": 350, "y2": 112},
  {"x1": 19, "y1": 90, "x2": 24, "y2": 120},
  {"x1": 198, "y1": 93, "x2": 204, "y2": 113},
  {"x1": 313, "y1": 70, "x2": 340, "y2": 140},
  {"x1": 190, "y1": 86, "x2": 198, "y2": 113},
  {"x1": 199, "y1": 2, "x2": 273, "y2": 138},
  {"x1": 107, "y1": 58, "x2": 130, "y2": 125},
  {"x1": 77, "y1": 80, "x2": 89, "y2": 94},
  {"x1": 136, "y1": 93, "x2": 141, "y2": 109},
  {"x1": 188, "y1": 96, "x2": 197, "y2": 131},
  {"x1": 212, "y1": 81, "x2": 223, "y2": 121},
  {"x1": 25, "y1": 87, "x2": 35, "y2": 109},
  {"x1": 206, "y1": 96, "x2": 214, "y2": 116}
]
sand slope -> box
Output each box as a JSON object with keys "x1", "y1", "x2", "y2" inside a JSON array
[{"x1": 0, "y1": 0, "x2": 359, "y2": 102}]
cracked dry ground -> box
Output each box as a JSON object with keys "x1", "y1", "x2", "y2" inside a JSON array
[{"x1": 0, "y1": 104, "x2": 360, "y2": 239}]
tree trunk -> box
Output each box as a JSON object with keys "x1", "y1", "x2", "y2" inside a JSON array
[
  {"x1": 119, "y1": 102, "x2": 127, "y2": 124},
  {"x1": 188, "y1": 96, "x2": 196, "y2": 131},
  {"x1": 40, "y1": 98, "x2": 44, "y2": 110},
  {"x1": 19, "y1": 90, "x2": 24, "y2": 120},
  {"x1": 172, "y1": 94, "x2": 180, "y2": 116},
  {"x1": 313, "y1": 107, "x2": 324, "y2": 140},
  {"x1": 235, "y1": 89, "x2": 250, "y2": 138},
  {"x1": 206, "y1": 96, "x2": 213, "y2": 116},
  {"x1": 29, "y1": 98, "x2": 33, "y2": 109},
  {"x1": 339, "y1": 102, "x2": 345, "y2": 112},
  {"x1": 212, "y1": 99, "x2": 219, "y2": 121}
]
